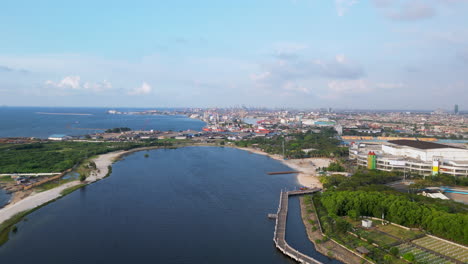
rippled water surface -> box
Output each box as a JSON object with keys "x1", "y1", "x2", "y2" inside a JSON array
[{"x1": 0, "y1": 147, "x2": 337, "y2": 263}]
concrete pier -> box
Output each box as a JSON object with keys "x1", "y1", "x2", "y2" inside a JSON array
[{"x1": 273, "y1": 188, "x2": 323, "y2": 264}]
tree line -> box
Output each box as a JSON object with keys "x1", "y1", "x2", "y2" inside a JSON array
[
  {"x1": 234, "y1": 128, "x2": 347, "y2": 158},
  {"x1": 320, "y1": 190, "x2": 468, "y2": 245}
]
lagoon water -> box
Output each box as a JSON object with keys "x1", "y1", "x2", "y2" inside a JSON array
[
  {"x1": 0, "y1": 147, "x2": 338, "y2": 263},
  {"x1": 0, "y1": 189, "x2": 10, "y2": 208},
  {"x1": 0, "y1": 107, "x2": 205, "y2": 138}
]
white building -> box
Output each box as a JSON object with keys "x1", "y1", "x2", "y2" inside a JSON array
[
  {"x1": 362, "y1": 219, "x2": 373, "y2": 228},
  {"x1": 350, "y1": 140, "x2": 468, "y2": 177},
  {"x1": 48, "y1": 134, "x2": 71, "y2": 141}
]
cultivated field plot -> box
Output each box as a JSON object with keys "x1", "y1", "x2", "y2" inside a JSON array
[
  {"x1": 376, "y1": 224, "x2": 424, "y2": 240},
  {"x1": 412, "y1": 236, "x2": 468, "y2": 263},
  {"x1": 354, "y1": 228, "x2": 400, "y2": 246},
  {"x1": 397, "y1": 244, "x2": 454, "y2": 264}
]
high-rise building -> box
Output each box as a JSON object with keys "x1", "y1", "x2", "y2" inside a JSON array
[{"x1": 454, "y1": 104, "x2": 459, "y2": 115}]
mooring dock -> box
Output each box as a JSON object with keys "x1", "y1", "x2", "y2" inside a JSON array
[{"x1": 273, "y1": 188, "x2": 323, "y2": 264}]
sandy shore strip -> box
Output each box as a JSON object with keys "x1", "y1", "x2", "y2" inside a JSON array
[
  {"x1": 236, "y1": 147, "x2": 331, "y2": 188},
  {"x1": 0, "y1": 150, "x2": 128, "y2": 225}
]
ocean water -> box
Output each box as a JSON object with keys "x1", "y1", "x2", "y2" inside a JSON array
[
  {"x1": 0, "y1": 107, "x2": 205, "y2": 138},
  {"x1": 0, "y1": 147, "x2": 338, "y2": 263}
]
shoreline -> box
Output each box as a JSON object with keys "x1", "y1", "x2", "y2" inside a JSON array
[
  {"x1": 236, "y1": 147, "x2": 331, "y2": 189},
  {"x1": 0, "y1": 144, "x2": 330, "y2": 235},
  {"x1": 0, "y1": 146, "x2": 164, "y2": 227}
]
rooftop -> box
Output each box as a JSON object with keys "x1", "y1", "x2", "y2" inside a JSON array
[{"x1": 388, "y1": 140, "x2": 459, "y2": 150}]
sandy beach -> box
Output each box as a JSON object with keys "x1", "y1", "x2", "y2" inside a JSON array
[{"x1": 237, "y1": 147, "x2": 331, "y2": 188}]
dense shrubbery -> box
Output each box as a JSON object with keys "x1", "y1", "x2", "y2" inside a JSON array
[
  {"x1": 323, "y1": 161, "x2": 345, "y2": 172},
  {"x1": 414, "y1": 173, "x2": 468, "y2": 187},
  {"x1": 320, "y1": 191, "x2": 468, "y2": 244},
  {"x1": 320, "y1": 169, "x2": 401, "y2": 191},
  {"x1": 0, "y1": 141, "x2": 171, "y2": 173},
  {"x1": 235, "y1": 128, "x2": 347, "y2": 158}
]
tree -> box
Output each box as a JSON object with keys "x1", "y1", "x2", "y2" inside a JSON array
[
  {"x1": 389, "y1": 247, "x2": 399, "y2": 256},
  {"x1": 348, "y1": 209, "x2": 360, "y2": 220},
  {"x1": 403, "y1": 252, "x2": 415, "y2": 262},
  {"x1": 335, "y1": 218, "x2": 351, "y2": 234},
  {"x1": 79, "y1": 174, "x2": 86, "y2": 182},
  {"x1": 383, "y1": 254, "x2": 393, "y2": 264}
]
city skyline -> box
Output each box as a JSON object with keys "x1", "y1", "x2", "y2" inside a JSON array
[{"x1": 1, "y1": 0, "x2": 467, "y2": 109}]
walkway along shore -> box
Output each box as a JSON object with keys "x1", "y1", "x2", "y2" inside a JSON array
[
  {"x1": 273, "y1": 188, "x2": 324, "y2": 264},
  {"x1": 0, "y1": 147, "x2": 151, "y2": 226}
]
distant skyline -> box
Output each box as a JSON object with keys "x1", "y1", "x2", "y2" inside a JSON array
[{"x1": 1, "y1": 0, "x2": 467, "y2": 109}]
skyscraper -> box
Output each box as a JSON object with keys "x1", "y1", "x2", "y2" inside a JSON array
[{"x1": 454, "y1": 104, "x2": 459, "y2": 115}]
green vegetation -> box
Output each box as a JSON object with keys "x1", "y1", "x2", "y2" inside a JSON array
[
  {"x1": 412, "y1": 236, "x2": 468, "y2": 262},
  {"x1": 60, "y1": 184, "x2": 87, "y2": 196},
  {"x1": 413, "y1": 173, "x2": 468, "y2": 187},
  {"x1": 105, "y1": 127, "x2": 131, "y2": 133},
  {"x1": 320, "y1": 169, "x2": 401, "y2": 191},
  {"x1": 402, "y1": 252, "x2": 415, "y2": 262},
  {"x1": 144, "y1": 153, "x2": 149, "y2": 158},
  {"x1": 0, "y1": 176, "x2": 14, "y2": 182},
  {"x1": 320, "y1": 191, "x2": 468, "y2": 244},
  {"x1": 0, "y1": 141, "x2": 171, "y2": 173},
  {"x1": 0, "y1": 210, "x2": 32, "y2": 246},
  {"x1": 397, "y1": 244, "x2": 452, "y2": 264},
  {"x1": 79, "y1": 174, "x2": 86, "y2": 182},
  {"x1": 323, "y1": 161, "x2": 345, "y2": 172},
  {"x1": 313, "y1": 195, "x2": 410, "y2": 264},
  {"x1": 234, "y1": 128, "x2": 347, "y2": 158}
]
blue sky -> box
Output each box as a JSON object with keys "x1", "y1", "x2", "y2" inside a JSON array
[{"x1": 0, "y1": 0, "x2": 467, "y2": 110}]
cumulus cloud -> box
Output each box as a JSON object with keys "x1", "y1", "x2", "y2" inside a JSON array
[
  {"x1": 252, "y1": 54, "x2": 364, "y2": 88},
  {"x1": 335, "y1": 0, "x2": 359, "y2": 16},
  {"x1": 251, "y1": 51, "x2": 365, "y2": 97},
  {"x1": 128, "y1": 82, "x2": 152, "y2": 95},
  {"x1": 45, "y1": 76, "x2": 112, "y2": 92},
  {"x1": 323, "y1": 79, "x2": 372, "y2": 99}
]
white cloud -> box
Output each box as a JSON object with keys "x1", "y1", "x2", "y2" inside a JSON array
[
  {"x1": 83, "y1": 80, "x2": 112, "y2": 92},
  {"x1": 45, "y1": 76, "x2": 112, "y2": 93},
  {"x1": 323, "y1": 79, "x2": 372, "y2": 99},
  {"x1": 335, "y1": 0, "x2": 359, "y2": 16},
  {"x1": 128, "y1": 82, "x2": 152, "y2": 95}
]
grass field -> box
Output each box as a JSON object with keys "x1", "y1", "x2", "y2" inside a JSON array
[{"x1": 376, "y1": 224, "x2": 424, "y2": 240}]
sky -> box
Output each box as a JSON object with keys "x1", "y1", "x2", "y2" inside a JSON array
[{"x1": 0, "y1": 0, "x2": 467, "y2": 110}]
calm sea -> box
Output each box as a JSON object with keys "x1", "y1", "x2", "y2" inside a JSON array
[
  {"x1": 0, "y1": 147, "x2": 340, "y2": 264},
  {"x1": 0, "y1": 106, "x2": 205, "y2": 138}
]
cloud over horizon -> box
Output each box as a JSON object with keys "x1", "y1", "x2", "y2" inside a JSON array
[
  {"x1": 128, "y1": 82, "x2": 152, "y2": 95},
  {"x1": 45, "y1": 76, "x2": 112, "y2": 93}
]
